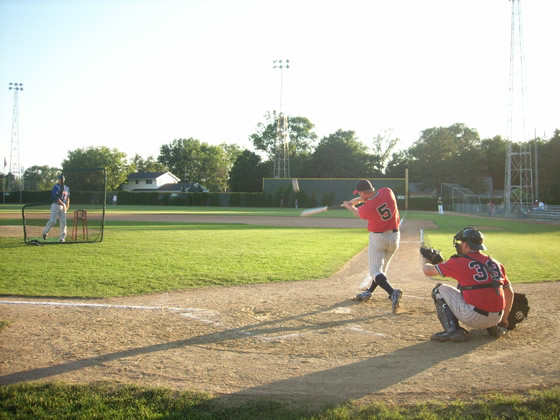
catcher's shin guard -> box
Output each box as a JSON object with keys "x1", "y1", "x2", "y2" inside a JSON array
[
  {"x1": 434, "y1": 298, "x2": 460, "y2": 332},
  {"x1": 432, "y1": 284, "x2": 459, "y2": 332}
]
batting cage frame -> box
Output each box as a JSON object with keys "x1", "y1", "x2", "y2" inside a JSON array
[{"x1": 22, "y1": 168, "x2": 107, "y2": 245}]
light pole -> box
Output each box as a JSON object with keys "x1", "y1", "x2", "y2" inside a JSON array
[
  {"x1": 272, "y1": 59, "x2": 289, "y2": 113},
  {"x1": 272, "y1": 60, "x2": 290, "y2": 179},
  {"x1": 7, "y1": 83, "x2": 24, "y2": 202}
]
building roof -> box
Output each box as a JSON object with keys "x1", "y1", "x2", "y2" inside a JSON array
[
  {"x1": 127, "y1": 171, "x2": 180, "y2": 181},
  {"x1": 127, "y1": 171, "x2": 166, "y2": 179}
]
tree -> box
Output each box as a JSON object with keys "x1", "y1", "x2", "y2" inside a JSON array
[
  {"x1": 249, "y1": 112, "x2": 318, "y2": 162},
  {"x1": 131, "y1": 154, "x2": 167, "y2": 173},
  {"x1": 385, "y1": 150, "x2": 412, "y2": 178},
  {"x1": 23, "y1": 165, "x2": 60, "y2": 191},
  {"x1": 536, "y1": 129, "x2": 560, "y2": 203},
  {"x1": 228, "y1": 150, "x2": 267, "y2": 192},
  {"x1": 407, "y1": 123, "x2": 484, "y2": 192},
  {"x1": 158, "y1": 138, "x2": 232, "y2": 192},
  {"x1": 371, "y1": 130, "x2": 400, "y2": 174},
  {"x1": 220, "y1": 142, "x2": 243, "y2": 180},
  {"x1": 62, "y1": 146, "x2": 133, "y2": 191},
  {"x1": 479, "y1": 136, "x2": 507, "y2": 191},
  {"x1": 309, "y1": 129, "x2": 371, "y2": 178}
]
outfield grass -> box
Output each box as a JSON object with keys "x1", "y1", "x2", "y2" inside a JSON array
[
  {"x1": 0, "y1": 204, "x2": 354, "y2": 218},
  {"x1": 1, "y1": 207, "x2": 559, "y2": 298},
  {"x1": 0, "y1": 221, "x2": 368, "y2": 297},
  {"x1": 0, "y1": 382, "x2": 558, "y2": 419}
]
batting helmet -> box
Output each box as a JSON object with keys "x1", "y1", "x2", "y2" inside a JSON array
[{"x1": 453, "y1": 227, "x2": 486, "y2": 253}]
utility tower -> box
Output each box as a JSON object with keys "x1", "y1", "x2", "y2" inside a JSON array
[
  {"x1": 8, "y1": 82, "x2": 24, "y2": 192},
  {"x1": 504, "y1": 0, "x2": 533, "y2": 216},
  {"x1": 272, "y1": 59, "x2": 290, "y2": 179}
]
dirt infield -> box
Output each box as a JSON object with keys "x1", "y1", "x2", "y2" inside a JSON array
[{"x1": 1, "y1": 214, "x2": 559, "y2": 407}]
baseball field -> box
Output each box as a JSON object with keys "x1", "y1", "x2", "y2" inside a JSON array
[{"x1": 1, "y1": 206, "x2": 559, "y2": 418}]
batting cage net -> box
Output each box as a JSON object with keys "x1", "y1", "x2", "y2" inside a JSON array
[
  {"x1": 22, "y1": 168, "x2": 107, "y2": 245},
  {"x1": 441, "y1": 183, "x2": 482, "y2": 215}
]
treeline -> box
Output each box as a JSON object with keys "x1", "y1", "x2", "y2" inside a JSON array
[{"x1": 5, "y1": 114, "x2": 560, "y2": 204}]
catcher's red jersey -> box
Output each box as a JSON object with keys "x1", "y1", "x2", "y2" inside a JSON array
[
  {"x1": 357, "y1": 187, "x2": 400, "y2": 233},
  {"x1": 436, "y1": 252, "x2": 511, "y2": 313}
]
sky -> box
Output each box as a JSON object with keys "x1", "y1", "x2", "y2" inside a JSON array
[{"x1": 1, "y1": 0, "x2": 559, "y2": 172}]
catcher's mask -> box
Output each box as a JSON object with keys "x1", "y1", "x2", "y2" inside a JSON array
[{"x1": 453, "y1": 227, "x2": 486, "y2": 253}]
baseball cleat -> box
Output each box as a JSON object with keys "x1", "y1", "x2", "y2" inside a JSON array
[
  {"x1": 430, "y1": 328, "x2": 467, "y2": 342},
  {"x1": 352, "y1": 291, "x2": 371, "y2": 302},
  {"x1": 43, "y1": 233, "x2": 47, "y2": 240},
  {"x1": 390, "y1": 289, "x2": 403, "y2": 313}
]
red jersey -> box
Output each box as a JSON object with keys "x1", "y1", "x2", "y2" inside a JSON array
[
  {"x1": 357, "y1": 187, "x2": 400, "y2": 233},
  {"x1": 436, "y1": 252, "x2": 511, "y2": 312}
]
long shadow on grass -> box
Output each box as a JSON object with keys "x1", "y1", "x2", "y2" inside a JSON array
[{"x1": 0, "y1": 299, "x2": 484, "y2": 404}]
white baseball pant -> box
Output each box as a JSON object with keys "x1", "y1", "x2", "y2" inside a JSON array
[
  {"x1": 43, "y1": 203, "x2": 68, "y2": 241},
  {"x1": 435, "y1": 283, "x2": 503, "y2": 329},
  {"x1": 368, "y1": 230, "x2": 400, "y2": 277}
]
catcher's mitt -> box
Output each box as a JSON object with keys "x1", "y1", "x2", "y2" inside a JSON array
[
  {"x1": 506, "y1": 292, "x2": 530, "y2": 330},
  {"x1": 420, "y1": 246, "x2": 444, "y2": 264}
]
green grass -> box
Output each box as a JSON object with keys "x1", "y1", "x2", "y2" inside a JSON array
[
  {"x1": 106, "y1": 204, "x2": 354, "y2": 217},
  {"x1": 0, "y1": 204, "x2": 354, "y2": 218},
  {"x1": 1, "y1": 207, "x2": 559, "y2": 298},
  {"x1": 0, "y1": 382, "x2": 558, "y2": 419},
  {"x1": 0, "y1": 221, "x2": 367, "y2": 297}
]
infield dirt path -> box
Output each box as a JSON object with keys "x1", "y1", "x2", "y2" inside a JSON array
[{"x1": 1, "y1": 214, "x2": 559, "y2": 407}]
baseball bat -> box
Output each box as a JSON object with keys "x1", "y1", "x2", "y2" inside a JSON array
[{"x1": 300, "y1": 204, "x2": 343, "y2": 217}]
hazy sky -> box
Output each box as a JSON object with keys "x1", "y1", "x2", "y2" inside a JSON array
[{"x1": 1, "y1": 0, "x2": 558, "y2": 172}]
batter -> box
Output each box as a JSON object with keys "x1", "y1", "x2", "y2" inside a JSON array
[{"x1": 343, "y1": 179, "x2": 403, "y2": 313}]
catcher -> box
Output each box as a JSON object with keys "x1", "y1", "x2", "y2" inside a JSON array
[{"x1": 421, "y1": 227, "x2": 518, "y2": 342}]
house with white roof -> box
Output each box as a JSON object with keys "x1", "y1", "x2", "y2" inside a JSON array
[{"x1": 120, "y1": 171, "x2": 180, "y2": 191}]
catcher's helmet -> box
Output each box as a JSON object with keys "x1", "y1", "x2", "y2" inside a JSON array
[{"x1": 453, "y1": 227, "x2": 486, "y2": 253}]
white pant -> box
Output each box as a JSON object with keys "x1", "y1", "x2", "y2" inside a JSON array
[
  {"x1": 438, "y1": 205, "x2": 444, "y2": 215},
  {"x1": 43, "y1": 203, "x2": 67, "y2": 241},
  {"x1": 435, "y1": 283, "x2": 503, "y2": 329},
  {"x1": 368, "y1": 230, "x2": 400, "y2": 277}
]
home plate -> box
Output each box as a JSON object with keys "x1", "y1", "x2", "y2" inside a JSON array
[{"x1": 330, "y1": 306, "x2": 352, "y2": 314}]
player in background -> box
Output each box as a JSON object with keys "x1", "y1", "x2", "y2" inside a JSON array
[
  {"x1": 43, "y1": 174, "x2": 71, "y2": 242},
  {"x1": 343, "y1": 179, "x2": 403, "y2": 313},
  {"x1": 437, "y1": 196, "x2": 444, "y2": 214},
  {"x1": 422, "y1": 227, "x2": 514, "y2": 342}
]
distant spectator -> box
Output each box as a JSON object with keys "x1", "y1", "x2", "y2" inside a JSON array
[
  {"x1": 488, "y1": 200, "x2": 495, "y2": 216},
  {"x1": 295, "y1": 198, "x2": 299, "y2": 209},
  {"x1": 539, "y1": 201, "x2": 545, "y2": 211},
  {"x1": 112, "y1": 194, "x2": 117, "y2": 206}
]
